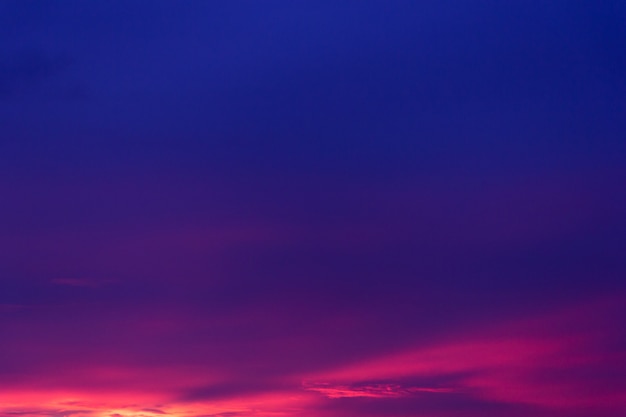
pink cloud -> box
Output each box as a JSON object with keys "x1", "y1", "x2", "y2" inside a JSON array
[
  {"x1": 303, "y1": 293, "x2": 626, "y2": 413},
  {"x1": 303, "y1": 381, "x2": 454, "y2": 398},
  {"x1": 1, "y1": 294, "x2": 624, "y2": 417}
]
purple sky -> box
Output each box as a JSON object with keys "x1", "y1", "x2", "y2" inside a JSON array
[{"x1": 1, "y1": 2, "x2": 625, "y2": 417}]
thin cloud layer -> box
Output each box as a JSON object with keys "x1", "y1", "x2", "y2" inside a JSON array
[
  {"x1": 1, "y1": 295, "x2": 624, "y2": 417},
  {"x1": 303, "y1": 295, "x2": 626, "y2": 415}
]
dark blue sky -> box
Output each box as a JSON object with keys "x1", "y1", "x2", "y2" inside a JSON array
[
  {"x1": 1, "y1": 2, "x2": 625, "y2": 417},
  {"x1": 2, "y1": 1, "x2": 624, "y2": 177}
]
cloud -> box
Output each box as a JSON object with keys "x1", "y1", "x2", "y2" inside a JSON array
[
  {"x1": 50, "y1": 278, "x2": 114, "y2": 288},
  {"x1": 0, "y1": 304, "x2": 28, "y2": 313},
  {"x1": 1, "y1": 294, "x2": 624, "y2": 417},
  {"x1": 0, "y1": 408, "x2": 94, "y2": 417},
  {"x1": 303, "y1": 294, "x2": 626, "y2": 413},
  {"x1": 303, "y1": 381, "x2": 454, "y2": 398}
]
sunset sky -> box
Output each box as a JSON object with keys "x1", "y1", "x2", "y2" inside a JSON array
[{"x1": 1, "y1": 1, "x2": 625, "y2": 417}]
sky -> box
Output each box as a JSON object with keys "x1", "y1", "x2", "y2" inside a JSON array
[{"x1": 1, "y1": 1, "x2": 625, "y2": 416}]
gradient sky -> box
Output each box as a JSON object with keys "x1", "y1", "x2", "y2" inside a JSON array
[{"x1": 1, "y1": 1, "x2": 625, "y2": 417}]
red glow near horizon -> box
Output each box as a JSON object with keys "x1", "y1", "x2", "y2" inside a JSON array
[{"x1": 2, "y1": 295, "x2": 625, "y2": 417}]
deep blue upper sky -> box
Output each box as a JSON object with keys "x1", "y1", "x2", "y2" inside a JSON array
[{"x1": 1, "y1": 0, "x2": 624, "y2": 179}]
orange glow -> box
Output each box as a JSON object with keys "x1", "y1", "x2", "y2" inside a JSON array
[
  {"x1": 303, "y1": 381, "x2": 455, "y2": 398},
  {"x1": 0, "y1": 388, "x2": 319, "y2": 417}
]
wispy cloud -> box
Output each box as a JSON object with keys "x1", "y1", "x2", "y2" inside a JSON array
[
  {"x1": 304, "y1": 294, "x2": 626, "y2": 412},
  {"x1": 50, "y1": 278, "x2": 115, "y2": 288},
  {"x1": 0, "y1": 304, "x2": 28, "y2": 313},
  {"x1": 303, "y1": 381, "x2": 455, "y2": 398},
  {"x1": 1, "y1": 295, "x2": 624, "y2": 417},
  {"x1": 0, "y1": 408, "x2": 94, "y2": 417}
]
